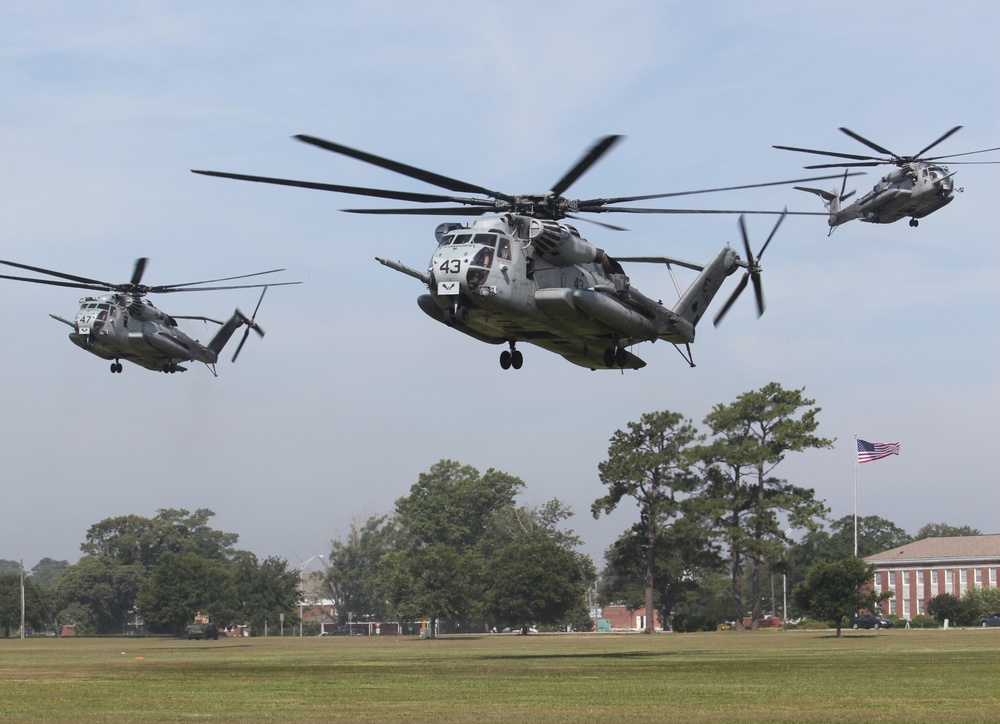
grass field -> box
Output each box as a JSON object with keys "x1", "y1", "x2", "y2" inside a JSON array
[{"x1": 2, "y1": 629, "x2": 999, "y2": 722}]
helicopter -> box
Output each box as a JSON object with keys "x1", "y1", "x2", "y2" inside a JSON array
[
  {"x1": 0, "y1": 257, "x2": 300, "y2": 375},
  {"x1": 192, "y1": 134, "x2": 850, "y2": 370},
  {"x1": 774, "y1": 126, "x2": 1000, "y2": 232}
]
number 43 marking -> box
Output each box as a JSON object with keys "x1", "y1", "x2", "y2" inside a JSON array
[{"x1": 439, "y1": 259, "x2": 461, "y2": 274}]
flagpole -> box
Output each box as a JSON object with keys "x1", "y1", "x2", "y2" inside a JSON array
[{"x1": 853, "y1": 432, "x2": 858, "y2": 557}]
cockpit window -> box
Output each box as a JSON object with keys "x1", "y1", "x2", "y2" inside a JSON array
[
  {"x1": 473, "y1": 233, "x2": 497, "y2": 248},
  {"x1": 441, "y1": 232, "x2": 472, "y2": 246},
  {"x1": 497, "y1": 236, "x2": 511, "y2": 261}
]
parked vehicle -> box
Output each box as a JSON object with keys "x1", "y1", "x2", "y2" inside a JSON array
[
  {"x1": 981, "y1": 613, "x2": 1000, "y2": 627},
  {"x1": 850, "y1": 614, "x2": 893, "y2": 630},
  {"x1": 185, "y1": 622, "x2": 220, "y2": 640}
]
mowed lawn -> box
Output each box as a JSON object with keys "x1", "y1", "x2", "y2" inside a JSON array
[{"x1": 2, "y1": 629, "x2": 999, "y2": 722}]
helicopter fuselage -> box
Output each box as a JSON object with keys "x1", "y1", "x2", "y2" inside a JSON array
[
  {"x1": 380, "y1": 214, "x2": 741, "y2": 370},
  {"x1": 837, "y1": 162, "x2": 956, "y2": 227},
  {"x1": 59, "y1": 294, "x2": 231, "y2": 373}
]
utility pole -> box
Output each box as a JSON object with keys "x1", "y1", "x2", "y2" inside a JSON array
[{"x1": 20, "y1": 560, "x2": 26, "y2": 640}]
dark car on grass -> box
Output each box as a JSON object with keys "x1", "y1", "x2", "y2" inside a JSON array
[
  {"x1": 850, "y1": 614, "x2": 893, "y2": 629},
  {"x1": 185, "y1": 622, "x2": 220, "y2": 640}
]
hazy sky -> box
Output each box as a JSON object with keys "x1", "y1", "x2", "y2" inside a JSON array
[{"x1": 1, "y1": 2, "x2": 997, "y2": 571}]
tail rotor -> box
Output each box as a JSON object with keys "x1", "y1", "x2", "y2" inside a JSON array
[
  {"x1": 713, "y1": 211, "x2": 785, "y2": 326},
  {"x1": 232, "y1": 287, "x2": 267, "y2": 363}
]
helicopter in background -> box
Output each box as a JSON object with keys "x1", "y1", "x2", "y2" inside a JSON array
[
  {"x1": 0, "y1": 257, "x2": 300, "y2": 375},
  {"x1": 192, "y1": 134, "x2": 845, "y2": 370},
  {"x1": 774, "y1": 126, "x2": 1000, "y2": 233}
]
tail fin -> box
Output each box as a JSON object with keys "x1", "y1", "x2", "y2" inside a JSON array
[
  {"x1": 207, "y1": 287, "x2": 267, "y2": 362},
  {"x1": 794, "y1": 170, "x2": 854, "y2": 234},
  {"x1": 672, "y1": 244, "x2": 741, "y2": 333}
]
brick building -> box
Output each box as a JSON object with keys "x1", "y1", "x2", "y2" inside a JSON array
[{"x1": 865, "y1": 535, "x2": 1000, "y2": 620}]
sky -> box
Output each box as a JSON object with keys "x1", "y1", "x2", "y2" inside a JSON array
[{"x1": 1, "y1": 1, "x2": 997, "y2": 573}]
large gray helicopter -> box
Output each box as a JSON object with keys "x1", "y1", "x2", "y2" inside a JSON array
[
  {"x1": 0, "y1": 257, "x2": 300, "y2": 374},
  {"x1": 775, "y1": 126, "x2": 1000, "y2": 232},
  {"x1": 192, "y1": 135, "x2": 848, "y2": 370}
]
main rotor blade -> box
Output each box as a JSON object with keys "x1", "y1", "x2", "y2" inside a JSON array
[
  {"x1": 154, "y1": 280, "x2": 301, "y2": 293},
  {"x1": 772, "y1": 144, "x2": 879, "y2": 162},
  {"x1": 153, "y1": 268, "x2": 287, "y2": 291},
  {"x1": 577, "y1": 173, "x2": 864, "y2": 207},
  {"x1": 566, "y1": 213, "x2": 628, "y2": 232},
  {"x1": 584, "y1": 207, "x2": 826, "y2": 216},
  {"x1": 803, "y1": 161, "x2": 884, "y2": 169},
  {"x1": 0, "y1": 273, "x2": 111, "y2": 292},
  {"x1": 550, "y1": 135, "x2": 623, "y2": 197},
  {"x1": 922, "y1": 145, "x2": 1000, "y2": 162},
  {"x1": 191, "y1": 169, "x2": 491, "y2": 206},
  {"x1": 340, "y1": 206, "x2": 494, "y2": 216},
  {"x1": 913, "y1": 126, "x2": 962, "y2": 158},
  {"x1": 295, "y1": 135, "x2": 515, "y2": 201},
  {"x1": 130, "y1": 258, "x2": 147, "y2": 287},
  {"x1": 0, "y1": 258, "x2": 112, "y2": 288},
  {"x1": 839, "y1": 128, "x2": 897, "y2": 157}
]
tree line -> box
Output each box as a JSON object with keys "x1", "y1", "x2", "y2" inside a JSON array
[
  {"x1": 3, "y1": 383, "x2": 985, "y2": 637},
  {"x1": 0, "y1": 509, "x2": 300, "y2": 637}
]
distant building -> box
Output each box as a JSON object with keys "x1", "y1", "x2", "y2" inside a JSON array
[
  {"x1": 600, "y1": 605, "x2": 663, "y2": 632},
  {"x1": 866, "y1": 535, "x2": 1000, "y2": 619}
]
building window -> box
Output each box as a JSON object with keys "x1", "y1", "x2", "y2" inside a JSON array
[
  {"x1": 960, "y1": 569, "x2": 968, "y2": 596},
  {"x1": 917, "y1": 598, "x2": 925, "y2": 616},
  {"x1": 931, "y1": 570, "x2": 938, "y2": 588},
  {"x1": 991, "y1": 569, "x2": 998, "y2": 588},
  {"x1": 946, "y1": 569, "x2": 954, "y2": 593},
  {"x1": 975, "y1": 569, "x2": 982, "y2": 587}
]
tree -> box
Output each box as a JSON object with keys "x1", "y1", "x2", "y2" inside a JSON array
[
  {"x1": 792, "y1": 556, "x2": 892, "y2": 636},
  {"x1": 50, "y1": 557, "x2": 144, "y2": 634},
  {"x1": 482, "y1": 500, "x2": 595, "y2": 633},
  {"x1": 700, "y1": 383, "x2": 831, "y2": 630},
  {"x1": 790, "y1": 515, "x2": 911, "y2": 578},
  {"x1": 0, "y1": 571, "x2": 48, "y2": 638},
  {"x1": 135, "y1": 552, "x2": 238, "y2": 633},
  {"x1": 81, "y1": 508, "x2": 238, "y2": 570},
  {"x1": 326, "y1": 515, "x2": 397, "y2": 623},
  {"x1": 592, "y1": 411, "x2": 701, "y2": 633},
  {"x1": 915, "y1": 523, "x2": 981, "y2": 540},
  {"x1": 31, "y1": 558, "x2": 70, "y2": 587},
  {"x1": 377, "y1": 460, "x2": 523, "y2": 636},
  {"x1": 957, "y1": 586, "x2": 1000, "y2": 623},
  {"x1": 230, "y1": 552, "x2": 302, "y2": 634},
  {"x1": 598, "y1": 514, "x2": 721, "y2": 631},
  {"x1": 377, "y1": 543, "x2": 477, "y2": 630}
]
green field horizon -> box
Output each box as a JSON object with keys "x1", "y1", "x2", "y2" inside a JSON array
[{"x1": 2, "y1": 629, "x2": 999, "y2": 721}]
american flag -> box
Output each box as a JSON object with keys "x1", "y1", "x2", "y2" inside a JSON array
[{"x1": 857, "y1": 439, "x2": 900, "y2": 464}]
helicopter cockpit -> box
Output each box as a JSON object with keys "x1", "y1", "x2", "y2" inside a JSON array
[
  {"x1": 75, "y1": 298, "x2": 115, "y2": 334},
  {"x1": 434, "y1": 227, "x2": 514, "y2": 292}
]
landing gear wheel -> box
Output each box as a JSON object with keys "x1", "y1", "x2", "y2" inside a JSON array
[
  {"x1": 110, "y1": 361, "x2": 123, "y2": 374},
  {"x1": 615, "y1": 346, "x2": 628, "y2": 367},
  {"x1": 603, "y1": 348, "x2": 615, "y2": 368},
  {"x1": 455, "y1": 306, "x2": 469, "y2": 326},
  {"x1": 909, "y1": 218, "x2": 919, "y2": 227},
  {"x1": 500, "y1": 342, "x2": 522, "y2": 370}
]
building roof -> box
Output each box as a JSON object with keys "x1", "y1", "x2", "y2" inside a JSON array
[{"x1": 867, "y1": 535, "x2": 1000, "y2": 565}]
